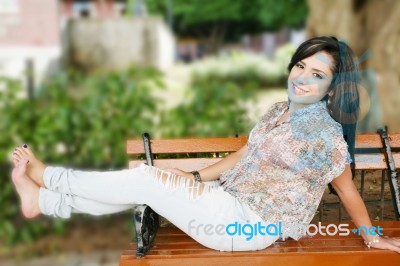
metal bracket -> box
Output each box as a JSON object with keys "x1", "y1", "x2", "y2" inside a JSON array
[
  {"x1": 378, "y1": 126, "x2": 400, "y2": 220},
  {"x1": 132, "y1": 132, "x2": 159, "y2": 257},
  {"x1": 143, "y1": 132, "x2": 154, "y2": 166}
]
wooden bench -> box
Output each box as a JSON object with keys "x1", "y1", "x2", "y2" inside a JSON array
[{"x1": 120, "y1": 130, "x2": 400, "y2": 265}]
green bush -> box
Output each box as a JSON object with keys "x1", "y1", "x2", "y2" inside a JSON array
[
  {"x1": 0, "y1": 63, "x2": 257, "y2": 246},
  {"x1": 160, "y1": 79, "x2": 256, "y2": 138},
  {"x1": 190, "y1": 45, "x2": 296, "y2": 89},
  {"x1": 0, "y1": 67, "x2": 165, "y2": 245}
]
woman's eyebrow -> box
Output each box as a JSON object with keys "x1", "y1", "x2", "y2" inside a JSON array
[{"x1": 299, "y1": 60, "x2": 328, "y2": 76}]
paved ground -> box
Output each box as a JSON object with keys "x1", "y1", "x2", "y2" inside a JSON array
[{"x1": 1, "y1": 250, "x2": 121, "y2": 266}]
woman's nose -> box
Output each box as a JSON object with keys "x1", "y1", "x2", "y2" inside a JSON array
[
  {"x1": 294, "y1": 72, "x2": 313, "y2": 85},
  {"x1": 293, "y1": 76, "x2": 308, "y2": 85}
]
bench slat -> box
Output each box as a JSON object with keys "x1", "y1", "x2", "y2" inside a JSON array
[
  {"x1": 127, "y1": 134, "x2": 400, "y2": 155},
  {"x1": 124, "y1": 246, "x2": 400, "y2": 256},
  {"x1": 355, "y1": 133, "x2": 400, "y2": 149},
  {"x1": 129, "y1": 158, "x2": 222, "y2": 171},
  {"x1": 129, "y1": 153, "x2": 400, "y2": 171},
  {"x1": 120, "y1": 254, "x2": 400, "y2": 266},
  {"x1": 127, "y1": 136, "x2": 248, "y2": 154},
  {"x1": 353, "y1": 153, "x2": 400, "y2": 169},
  {"x1": 140, "y1": 233, "x2": 400, "y2": 253}
]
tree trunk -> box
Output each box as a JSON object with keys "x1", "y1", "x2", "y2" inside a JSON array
[
  {"x1": 203, "y1": 22, "x2": 228, "y2": 55},
  {"x1": 306, "y1": 0, "x2": 400, "y2": 132}
]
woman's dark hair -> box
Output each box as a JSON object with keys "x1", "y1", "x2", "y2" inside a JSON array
[{"x1": 288, "y1": 36, "x2": 360, "y2": 194}]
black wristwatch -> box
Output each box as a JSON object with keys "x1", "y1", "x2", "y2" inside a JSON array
[{"x1": 191, "y1": 170, "x2": 202, "y2": 183}]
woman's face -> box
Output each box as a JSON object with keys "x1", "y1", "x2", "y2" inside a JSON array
[{"x1": 287, "y1": 51, "x2": 335, "y2": 107}]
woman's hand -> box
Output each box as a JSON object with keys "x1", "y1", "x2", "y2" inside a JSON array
[
  {"x1": 332, "y1": 166, "x2": 400, "y2": 254},
  {"x1": 368, "y1": 236, "x2": 400, "y2": 253},
  {"x1": 164, "y1": 168, "x2": 194, "y2": 180}
]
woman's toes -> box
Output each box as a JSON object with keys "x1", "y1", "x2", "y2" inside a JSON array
[
  {"x1": 17, "y1": 146, "x2": 28, "y2": 155},
  {"x1": 16, "y1": 145, "x2": 35, "y2": 159},
  {"x1": 11, "y1": 149, "x2": 21, "y2": 160},
  {"x1": 22, "y1": 144, "x2": 33, "y2": 155},
  {"x1": 16, "y1": 147, "x2": 32, "y2": 160},
  {"x1": 10, "y1": 151, "x2": 17, "y2": 163},
  {"x1": 15, "y1": 148, "x2": 25, "y2": 158}
]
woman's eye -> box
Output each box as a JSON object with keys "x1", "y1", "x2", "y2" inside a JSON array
[
  {"x1": 313, "y1": 73, "x2": 324, "y2": 79},
  {"x1": 296, "y1": 63, "x2": 304, "y2": 69}
]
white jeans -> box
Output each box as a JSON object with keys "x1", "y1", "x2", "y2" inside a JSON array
[{"x1": 38, "y1": 163, "x2": 279, "y2": 251}]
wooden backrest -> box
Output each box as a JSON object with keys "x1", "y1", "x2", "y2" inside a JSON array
[
  {"x1": 126, "y1": 134, "x2": 400, "y2": 171},
  {"x1": 127, "y1": 136, "x2": 246, "y2": 171},
  {"x1": 354, "y1": 133, "x2": 400, "y2": 170}
]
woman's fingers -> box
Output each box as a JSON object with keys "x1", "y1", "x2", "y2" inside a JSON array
[
  {"x1": 388, "y1": 242, "x2": 400, "y2": 253},
  {"x1": 164, "y1": 168, "x2": 193, "y2": 179},
  {"x1": 374, "y1": 237, "x2": 400, "y2": 253},
  {"x1": 385, "y1": 237, "x2": 400, "y2": 248},
  {"x1": 164, "y1": 168, "x2": 180, "y2": 174}
]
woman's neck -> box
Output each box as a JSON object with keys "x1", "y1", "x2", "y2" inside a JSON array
[{"x1": 288, "y1": 102, "x2": 308, "y2": 113}]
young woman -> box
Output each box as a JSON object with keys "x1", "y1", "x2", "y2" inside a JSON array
[{"x1": 11, "y1": 36, "x2": 400, "y2": 253}]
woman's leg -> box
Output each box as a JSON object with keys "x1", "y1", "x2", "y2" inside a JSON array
[
  {"x1": 39, "y1": 188, "x2": 134, "y2": 218},
  {"x1": 13, "y1": 147, "x2": 279, "y2": 251},
  {"x1": 40, "y1": 163, "x2": 279, "y2": 251},
  {"x1": 11, "y1": 159, "x2": 136, "y2": 218},
  {"x1": 41, "y1": 163, "x2": 219, "y2": 205}
]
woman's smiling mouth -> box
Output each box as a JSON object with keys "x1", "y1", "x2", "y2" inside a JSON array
[{"x1": 292, "y1": 82, "x2": 309, "y2": 95}]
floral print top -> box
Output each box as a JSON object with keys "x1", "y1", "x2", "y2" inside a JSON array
[{"x1": 219, "y1": 101, "x2": 351, "y2": 240}]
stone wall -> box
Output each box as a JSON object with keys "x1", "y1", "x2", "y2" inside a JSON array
[
  {"x1": 65, "y1": 16, "x2": 175, "y2": 71},
  {"x1": 307, "y1": 0, "x2": 400, "y2": 132},
  {"x1": 0, "y1": 0, "x2": 61, "y2": 91}
]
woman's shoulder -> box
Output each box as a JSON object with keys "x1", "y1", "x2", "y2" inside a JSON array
[
  {"x1": 272, "y1": 101, "x2": 289, "y2": 110},
  {"x1": 317, "y1": 110, "x2": 344, "y2": 136},
  {"x1": 293, "y1": 104, "x2": 344, "y2": 141},
  {"x1": 262, "y1": 101, "x2": 288, "y2": 116},
  {"x1": 256, "y1": 101, "x2": 288, "y2": 124}
]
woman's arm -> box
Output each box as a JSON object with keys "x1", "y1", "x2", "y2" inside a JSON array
[
  {"x1": 165, "y1": 143, "x2": 248, "y2": 182},
  {"x1": 197, "y1": 143, "x2": 248, "y2": 181},
  {"x1": 331, "y1": 165, "x2": 400, "y2": 253}
]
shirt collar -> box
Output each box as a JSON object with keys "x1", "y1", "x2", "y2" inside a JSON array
[{"x1": 289, "y1": 100, "x2": 328, "y2": 120}]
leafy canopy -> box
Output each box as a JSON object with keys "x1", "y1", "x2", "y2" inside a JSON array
[{"x1": 146, "y1": 0, "x2": 308, "y2": 39}]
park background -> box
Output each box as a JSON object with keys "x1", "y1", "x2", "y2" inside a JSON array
[{"x1": 0, "y1": 0, "x2": 399, "y2": 265}]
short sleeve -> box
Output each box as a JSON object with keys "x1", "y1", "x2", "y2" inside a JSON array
[
  {"x1": 345, "y1": 150, "x2": 352, "y2": 164},
  {"x1": 323, "y1": 134, "x2": 350, "y2": 182}
]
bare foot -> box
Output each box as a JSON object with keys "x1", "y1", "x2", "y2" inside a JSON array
[
  {"x1": 11, "y1": 159, "x2": 41, "y2": 219},
  {"x1": 13, "y1": 144, "x2": 47, "y2": 187}
]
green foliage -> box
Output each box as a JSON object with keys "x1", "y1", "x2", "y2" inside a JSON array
[
  {"x1": 0, "y1": 63, "x2": 257, "y2": 246},
  {"x1": 190, "y1": 45, "x2": 296, "y2": 88},
  {"x1": 147, "y1": 0, "x2": 308, "y2": 39},
  {"x1": 160, "y1": 79, "x2": 256, "y2": 138},
  {"x1": 0, "y1": 67, "x2": 164, "y2": 245}
]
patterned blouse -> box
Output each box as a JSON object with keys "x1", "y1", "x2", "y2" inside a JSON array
[{"x1": 219, "y1": 100, "x2": 351, "y2": 240}]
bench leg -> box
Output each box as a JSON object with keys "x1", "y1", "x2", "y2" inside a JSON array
[
  {"x1": 133, "y1": 204, "x2": 160, "y2": 257},
  {"x1": 379, "y1": 127, "x2": 400, "y2": 219}
]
